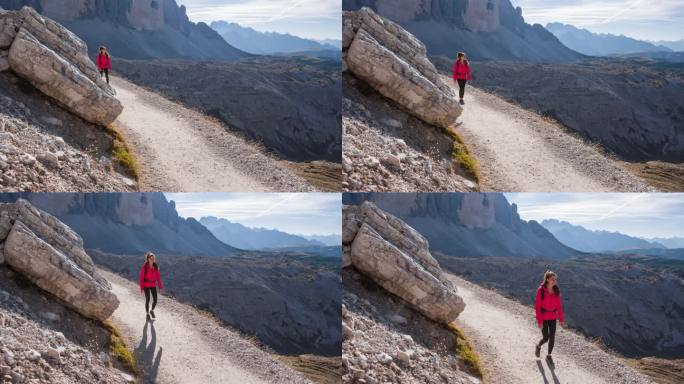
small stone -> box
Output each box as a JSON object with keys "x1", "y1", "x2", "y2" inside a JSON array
[
  {"x1": 37, "y1": 152, "x2": 59, "y2": 168},
  {"x1": 389, "y1": 314, "x2": 407, "y2": 324},
  {"x1": 10, "y1": 370, "x2": 25, "y2": 383},
  {"x1": 365, "y1": 156, "x2": 380, "y2": 168},
  {"x1": 377, "y1": 352, "x2": 393, "y2": 365},
  {"x1": 381, "y1": 155, "x2": 402, "y2": 171},
  {"x1": 381, "y1": 118, "x2": 402, "y2": 128},
  {"x1": 42, "y1": 116, "x2": 63, "y2": 126},
  {"x1": 342, "y1": 322, "x2": 354, "y2": 340},
  {"x1": 26, "y1": 349, "x2": 41, "y2": 361},
  {"x1": 396, "y1": 349, "x2": 414, "y2": 364}
]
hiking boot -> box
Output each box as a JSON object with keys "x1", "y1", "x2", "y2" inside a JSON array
[
  {"x1": 546, "y1": 355, "x2": 554, "y2": 366},
  {"x1": 459, "y1": 99, "x2": 465, "y2": 105},
  {"x1": 150, "y1": 310, "x2": 156, "y2": 319},
  {"x1": 535, "y1": 344, "x2": 541, "y2": 358},
  {"x1": 146, "y1": 313, "x2": 151, "y2": 321}
]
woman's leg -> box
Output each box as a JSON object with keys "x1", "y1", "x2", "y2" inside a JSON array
[
  {"x1": 104, "y1": 69, "x2": 109, "y2": 84},
  {"x1": 457, "y1": 79, "x2": 466, "y2": 99},
  {"x1": 547, "y1": 320, "x2": 557, "y2": 354},
  {"x1": 538, "y1": 320, "x2": 550, "y2": 347},
  {"x1": 150, "y1": 287, "x2": 158, "y2": 311},
  {"x1": 144, "y1": 288, "x2": 151, "y2": 313}
]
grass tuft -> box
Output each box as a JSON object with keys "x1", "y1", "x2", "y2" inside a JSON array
[
  {"x1": 105, "y1": 123, "x2": 140, "y2": 182},
  {"x1": 443, "y1": 126, "x2": 479, "y2": 182},
  {"x1": 448, "y1": 322, "x2": 484, "y2": 379},
  {"x1": 102, "y1": 319, "x2": 138, "y2": 376}
]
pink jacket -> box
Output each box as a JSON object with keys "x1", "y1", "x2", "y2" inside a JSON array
[
  {"x1": 97, "y1": 53, "x2": 111, "y2": 70},
  {"x1": 139, "y1": 263, "x2": 163, "y2": 290},
  {"x1": 535, "y1": 284, "x2": 564, "y2": 326},
  {"x1": 453, "y1": 60, "x2": 472, "y2": 81}
]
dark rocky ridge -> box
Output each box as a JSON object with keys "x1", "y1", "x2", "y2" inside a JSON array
[
  {"x1": 437, "y1": 58, "x2": 684, "y2": 162},
  {"x1": 92, "y1": 251, "x2": 342, "y2": 357},
  {"x1": 343, "y1": 193, "x2": 578, "y2": 258},
  {"x1": 114, "y1": 57, "x2": 341, "y2": 162},
  {"x1": 0, "y1": 192, "x2": 236, "y2": 256},
  {"x1": 343, "y1": 0, "x2": 582, "y2": 61},
  {"x1": 438, "y1": 255, "x2": 684, "y2": 358},
  {"x1": 0, "y1": 0, "x2": 246, "y2": 60}
]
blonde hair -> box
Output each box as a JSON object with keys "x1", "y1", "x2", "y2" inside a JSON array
[{"x1": 145, "y1": 252, "x2": 158, "y2": 269}]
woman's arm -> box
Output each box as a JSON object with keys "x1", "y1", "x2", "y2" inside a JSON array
[
  {"x1": 535, "y1": 287, "x2": 542, "y2": 327},
  {"x1": 157, "y1": 270, "x2": 164, "y2": 291}
]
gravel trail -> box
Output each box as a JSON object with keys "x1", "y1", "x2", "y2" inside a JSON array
[
  {"x1": 111, "y1": 76, "x2": 314, "y2": 192},
  {"x1": 101, "y1": 269, "x2": 310, "y2": 384},
  {"x1": 447, "y1": 78, "x2": 654, "y2": 192},
  {"x1": 448, "y1": 274, "x2": 653, "y2": 384}
]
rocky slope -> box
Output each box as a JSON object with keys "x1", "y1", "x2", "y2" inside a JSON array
[
  {"x1": 114, "y1": 57, "x2": 341, "y2": 163},
  {"x1": 200, "y1": 216, "x2": 326, "y2": 250},
  {"x1": 344, "y1": 193, "x2": 578, "y2": 258},
  {"x1": 92, "y1": 251, "x2": 342, "y2": 358},
  {"x1": 210, "y1": 21, "x2": 338, "y2": 55},
  {"x1": 342, "y1": 7, "x2": 477, "y2": 192},
  {"x1": 438, "y1": 255, "x2": 684, "y2": 358},
  {"x1": 0, "y1": 192, "x2": 237, "y2": 256},
  {"x1": 0, "y1": 199, "x2": 131, "y2": 383},
  {"x1": 542, "y1": 219, "x2": 666, "y2": 252},
  {"x1": 462, "y1": 59, "x2": 684, "y2": 162},
  {"x1": 0, "y1": 0, "x2": 247, "y2": 60},
  {"x1": 343, "y1": 0, "x2": 582, "y2": 61},
  {"x1": 342, "y1": 202, "x2": 480, "y2": 383},
  {"x1": 1, "y1": 7, "x2": 134, "y2": 191}
]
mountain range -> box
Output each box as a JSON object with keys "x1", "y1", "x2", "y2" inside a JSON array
[
  {"x1": 210, "y1": 21, "x2": 340, "y2": 55},
  {"x1": 540, "y1": 219, "x2": 666, "y2": 253},
  {"x1": 546, "y1": 22, "x2": 673, "y2": 56},
  {"x1": 343, "y1": 0, "x2": 581, "y2": 61},
  {"x1": 199, "y1": 216, "x2": 339, "y2": 250},
  {"x1": 343, "y1": 193, "x2": 578, "y2": 258},
  {"x1": 0, "y1": 192, "x2": 237, "y2": 256},
  {"x1": 0, "y1": 0, "x2": 246, "y2": 60}
]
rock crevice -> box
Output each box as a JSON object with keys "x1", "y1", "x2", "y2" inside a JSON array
[
  {"x1": 343, "y1": 7, "x2": 461, "y2": 129},
  {"x1": 0, "y1": 199, "x2": 118, "y2": 321},
  {"x1": 343, "y1": 201, "x2": 465, "y2": 324},
  {"x1": 0, "y1": 7, "x2": 122, "y2": 125}
]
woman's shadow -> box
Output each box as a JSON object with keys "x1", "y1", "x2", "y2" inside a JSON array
[
  {"x1": 536, "y1": 359, "x2": 561, "y2": 384},
  {"x1": 136, "y1": 318, "x2": 163, "y2": 383}
]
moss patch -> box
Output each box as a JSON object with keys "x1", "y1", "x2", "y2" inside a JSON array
[
  {"x1": 103, "y1": 320, "x2": 138, "y2": 376},
  {"x1": 443, "y1": 126, "x2": 479, "y2": 182},
  {"x1": 448, "y1": 323, "x2": 484, "y2": 379},
  {"x1": 105, "y1": 124, "x2": 140, "y2": 182}
]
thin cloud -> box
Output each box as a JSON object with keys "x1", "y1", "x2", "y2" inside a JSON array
[{"x1": 505, "y1": 193, "x2": 684, "y2": 238}]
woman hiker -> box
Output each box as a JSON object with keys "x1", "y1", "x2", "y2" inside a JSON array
[
  {"x1": 535, "y1": 270, "x2": 565, "y2": 364},
  {"x1": 140, "y1": 252, "x2": 164, "y2": 320},
  {"x1": 453, "y1": 52, "x2": 472, "y2": 105},
  {"x1": 96, "y1": 46, "x2": 112, "y2": 84}
]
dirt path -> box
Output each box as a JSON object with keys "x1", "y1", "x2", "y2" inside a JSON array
[
  {"x1": 446, "y1": 78, "x2": 654, "y2": 192},
  {"x1": 447, "y1": 274, "x2": 653, "y2": 384},
  {"x1": 100, "y1": 269, "x2": 310, "y2": 384},
  {"x1": 111, "y1": 77, "x2": 314, "y2": 192}
]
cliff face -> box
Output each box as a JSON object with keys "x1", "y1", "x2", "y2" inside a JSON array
[
  {"x1": 0, "y1": 0, "x2": 246, "y2": 60},
  {"x1": 343, "y1": 192, "x2": 577, "y2": 258},
  {"x1": 343, "y1": 0, "x2": 582, "y2": 61},
  {"x1": 0, "y1": 192, "x2": 236, "y2": 256}
]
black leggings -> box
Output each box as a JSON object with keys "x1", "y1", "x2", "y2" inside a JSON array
[
  {"x1": 144, "y1": 287, "x2": 157, "y2": 313},
  {"x1": 538, "y1": 320, "x2": 557, "y2": 354},
  {"x1": 457, "y1": 79, "x2": 467, "y2": 99},
  {"x1": 99, "y1": 68, "x2": 109, "y2": 83}
]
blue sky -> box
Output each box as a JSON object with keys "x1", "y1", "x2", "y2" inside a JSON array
[
  {"x1": 180, "y1": 0, "x2": 341, "y2": 40},
  {"x1": 505, "y1": 193, "x2": 684, "y2": 239},
  {"x1": 512, "y1": 0, "x2": 684, "y2": 41},
  {"x1": 165, "y1": 193, "x2": 341, "y2": 236}
]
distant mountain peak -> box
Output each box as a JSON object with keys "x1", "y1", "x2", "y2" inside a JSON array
[
  {"x1": 209, "y1": 20, "x2": 340, "y2": 55},
  {"x1": 541, "y1": 219, "x2": 666, "y2": 252},
  {"x1": 545, "y1": 22, "x2": 671, "y2": 56}
]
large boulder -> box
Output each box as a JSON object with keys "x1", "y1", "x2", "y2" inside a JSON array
[
  {"x1": 1, "y1": 7, "x2": 122, "y2": 125},
  {"x1": 343, "y1": 202, "x2": 465, "y2": 324},
  {"x1": 343, "y1": 7, "x2": 461, "y2": 128},
  {"x1": 0, "y1": 199, "x2": 118, "y2": 321}
]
